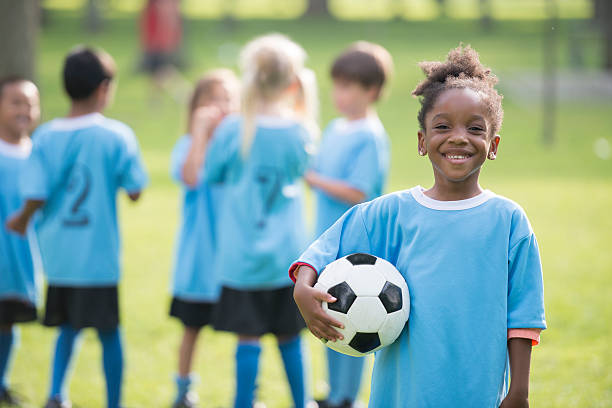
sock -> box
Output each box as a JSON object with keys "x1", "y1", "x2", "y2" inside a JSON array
[
  {"x1": 175, "y1": 374, "x2": 193, "y2": 403},
  {"x1": 49, "y1": 325, "x2": 81, "y2": 401},
  {"x1": 325, "y1": 348, "x2": 343, "y2": 405},
  {"x1": 98, "y1": 327, "x2": 123, "y2": 408},
  {"x1": 0, "y1": 327, "x2": 16, "y2": 391},
  {"x1": 234, "y1": 342, "x2": 261, "y2": 408},
  {"x1": 279, "y1": 336, "x2": 307, "y2": 408},
  {"x1": 337, "y1": 354, "x2": 365, "y2": 404}
]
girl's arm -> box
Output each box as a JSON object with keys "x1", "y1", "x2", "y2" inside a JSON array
[
  {"x1": 500, "y1": 337, "x2": 532, "y2": 408},
  {"x1": 305, "y1": 171, "x2": 366, "y2": 205},
  {"x1": 293, "y1": 264, "x2": 345, "y2": 341},
  {"x1": 5, "y1": 199, "x2": 45, "y2": 235},
  {"x1": 181, "y1": 106, "x2": 224, "y2": 187}
]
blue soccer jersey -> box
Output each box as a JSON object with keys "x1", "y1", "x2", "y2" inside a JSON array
[
  {"x1": 0, "y1": 139, "x2": 38, "y2": 304},
  {"x1": 170, "y1": 134, "x2": 224, "y2": 301},
  {"x1": 314, "y1": 116, "x2": 389, "y2": 235},
  {"x1": 204, "y1": 114, "x2": 312, "y2": 289},
  {"x1": 294, "y1": 186, "x2": 546, "y2": 407},
  {"x1": 20, "y1": 113, "x2": 148, "y2": 286}
]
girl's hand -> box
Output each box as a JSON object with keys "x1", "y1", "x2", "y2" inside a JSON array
[
  {"x1": 191, "y1": 106, "x2": 225, "y2": 142},
  {"x1": 304, "y1": 170, "x2": 319, "y2": 188},
  {"x1": 5, "y1": 213, "x2": 27, "y2": 236},
  {"x1": 293, "y1": 265, "x2": 344, "y2": 342},
  {"x1": 499, "y1": 393, "x2": 529, "y2": 408}
]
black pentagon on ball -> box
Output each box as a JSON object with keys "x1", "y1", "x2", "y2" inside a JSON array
[
  {"x1": 349, "y1": 332, "x2": 381, "y2": 353},
  {"x1": 378, "y1": 281, "x2": 403, "y2": 313},
  {"x1": 327, "y1": 282, "x2": 356, "y2": 314},
  {"x1": 346, "y1": 253, "x2": 377, "y2": 265}
]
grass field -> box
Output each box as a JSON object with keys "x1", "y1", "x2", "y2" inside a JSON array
[{"x1": 8, "y1": 7, "x2": 612, "y2": 408}]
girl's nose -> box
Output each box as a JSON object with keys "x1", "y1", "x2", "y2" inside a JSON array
[{"x1": 447, "y1": 129, "x2": 469, "y2": 144}]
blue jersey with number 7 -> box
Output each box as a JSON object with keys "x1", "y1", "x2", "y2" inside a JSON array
[
  {"x1": 21, "y1": 113, "x2": 148, "y2": 286},
  {"x1": 204, "y1": 114, "x2": 312, "y2": 289}
]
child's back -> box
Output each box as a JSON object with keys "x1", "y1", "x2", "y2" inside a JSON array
[{"x1": 24, "y1": 113, "x2": 146, "y2": 284}]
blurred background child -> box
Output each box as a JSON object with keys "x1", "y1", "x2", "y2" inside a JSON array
[
  {"x1": 203, "y1": 34, "x2": 316, "y2": 408},
  {"x1": 304, "y1": 42, "x2": 393, "y2": 408},
  {"x1": 168, "y1": 68, "x2": 239, "y2": 408},
  {"x1": 6, "y1": 47, "x2": 148, "y2": 408},
  {"x1": 0, "y1": 76, "x2": 40, "y2": 407}
]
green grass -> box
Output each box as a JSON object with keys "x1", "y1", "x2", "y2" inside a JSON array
[{"x1": 9, "y1": 10, "x2": 612, "y2": 407}]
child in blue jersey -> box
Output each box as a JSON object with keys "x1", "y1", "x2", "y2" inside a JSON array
[
  {"x1": 292, "y1": 45, "x2": 546, "y2": 408},
  {"x1": 304, "y1": 42, "x2": 393, "y2": 408},
  {"x1": 7, "y1": 47, "x2": 148, "y2": 408},
  {"x1": 169, "y1": 69, "x2": 240, "y2": 408},
  {"x1": 0, "y1": 77, "x2": 40, "y2": 407},
  {"x1": 203, "y1": 34, "x2": 317, "y2": 408}
]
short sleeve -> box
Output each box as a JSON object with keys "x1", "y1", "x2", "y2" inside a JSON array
[
  {"x1": 203, "y1": 116, "x2": 240, "y2": 184},
  {"x1": 20, "y1": 138, "x2": 50, "y2": 200},
  {"x1": 170, "y1": 136, "x2": 192, "y2": 186},
  {"x1": 291, "y1": 205, "x2": 372, "y2": 278},
  {"x1": 507, "y1": 232, "x2": 547, "y2": 330},
  {"x1": 343, "y1": 137, "x2": 381, "y2": 199},
  {"x1": 116, "y1": 129, "x2": 148, "y2": 193}
]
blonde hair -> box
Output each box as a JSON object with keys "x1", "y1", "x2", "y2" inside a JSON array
[
  {"x1": 239, "y1": 33, "x2": 312, "y2": 156},
  {"x1": 187, "y1": 68, "x2": 240, "y2": 130}
]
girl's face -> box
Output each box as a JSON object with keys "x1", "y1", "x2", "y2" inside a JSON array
[
  {"x1": 418, "y1": 87, "x2": 500, "y2": 189},
  {"x1": 0, "y1": 81, "x2": 40, "y2": 140},
  {"x1": 195, "y1": 82, "x2": 236, "y2": 115}
]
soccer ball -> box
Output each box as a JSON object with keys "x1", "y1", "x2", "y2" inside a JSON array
[{"x1": 314, "y1": 253, "x2": 410, "y2": 357}]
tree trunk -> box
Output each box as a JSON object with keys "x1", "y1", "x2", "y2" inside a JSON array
[
  {"x1": 304, "y1": 0, "x2": 330, "y2": 17},
  {"x1": 479, "y1": 0, "x2": 493, "y2": 31},
  {"x1": 0, "y1": 0, "x2": 38, "y2": 80},
  {"x1": 542, "y1": 0, "x2": 558, "y2": 145},
  {"x1": 84, "y1": 0, "x2": 104, "y2": 32},
  {"x1": 599, "y1": 0, "x2": 612, "y2": 71}
]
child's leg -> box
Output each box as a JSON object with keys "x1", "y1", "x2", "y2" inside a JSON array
[
  {"x1": 325, "y1": 348, "x2": 342, "y2": 405},
  {"x1": 235, "y1": 335, "x2": 261, "y2": 408},
  {"x1": 97, "y1": 327, "x2": 123, "y2": 408},
  {"x1": 277, "y1": 335, "x2": 308, "y2": 408},
  {"x1": 49, "y1": 324, "x2": 82, "y2": 401},
  {"x1": 175, "y1": 326, "x2": 200, "y2": 403},
  {"x1": 0, "y1": 325, "x2": 15, "y2": 392},
  {"x1": 337, "y1": 354, "x2": 365, "y2": 405}
]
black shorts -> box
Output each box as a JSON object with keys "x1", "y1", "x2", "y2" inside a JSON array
[
  {"x1": 169, "y1": 297, "x2": 215, "y2": 328},
  {"x1": 43, "y1": 285, "x2": 119, "y2": 330},
  {"x1": 140, "y1": 51, "x2": 180, "y2": 74},
  {"x1": 213, "y1": 285, "x2": 305, "y2": 337},
  {"x1": 0, "y1": 299, "x2": 37, "y2": 325}
]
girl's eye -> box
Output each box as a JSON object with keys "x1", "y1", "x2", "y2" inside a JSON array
[
  {"x1": 434, "y1": 124, "x2": 449, "y2": 130},
  {"x1": 469, "y1": 126, "x2": 484, "y2": 132}
]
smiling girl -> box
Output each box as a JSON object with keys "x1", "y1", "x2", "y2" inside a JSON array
[{"x1": 290, "y1": 45, "x2": 546, "y2": 408}]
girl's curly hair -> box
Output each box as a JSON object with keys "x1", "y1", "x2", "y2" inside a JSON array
[{"x1": 412, "y1": 45, "x2": 503, "y2": 138}]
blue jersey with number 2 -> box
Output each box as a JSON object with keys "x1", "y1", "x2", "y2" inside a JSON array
[
  {"x1": 21, "y1": 113, "x2": 148, "y2": 286},
  {"x1": 204, "y1": 114, "x2": 311, "y2": 289}
]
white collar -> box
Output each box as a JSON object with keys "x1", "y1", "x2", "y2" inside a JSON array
[
  {"x1": 0, "y1": 137, "x2": 32, "y2": 159},
  {"x1": 410, "y1": 185, "x2": 494, "y2": 210},
  {"x1": 49, "y1": 112, "x2": 105, "y2": 131}
]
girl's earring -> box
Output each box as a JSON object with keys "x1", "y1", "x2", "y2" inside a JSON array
[
  {"x1": 418, "y1": 149, "x2": 426, "y2": 156},
  {"x1": 488, "y1": 152, "x2": 496, "y2": 160}
]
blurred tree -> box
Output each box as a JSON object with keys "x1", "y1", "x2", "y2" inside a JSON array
[
  {"x1": 0, "y1": 0, "x2": 38, "y2": 80},
  {"x1": 84, "y1": 0, "x2": 104, "y2": 32},
  {"x1": 479, "y1": 0, "x2": 493, "y2": 31},
  {"x1": 305, "y1": 0, "x2": 330, "y2": 16},
  {"x1": 542, "y1": 0, "x2": 558, "y2": 145},
  {"x1": 594, "y1": 0, "x2": 612, "y2": 71},
  {"x1": 435, "y1": 0, "x2": 446, "y2": 18}
]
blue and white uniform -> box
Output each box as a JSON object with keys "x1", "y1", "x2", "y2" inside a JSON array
[
  {"x1": 21, "y1": 113, "x2": 148, "y2": 286},
  {"x1": 205, "y1": 114, "x2": 312, "y2": 289},
  {"x1": 313, "y1": 116, "x2": 389, "y2": 235},
  {"x1": 0, "y1": 138, "x2": 37, "y2": 305},
  {"x1": 293, "y1": 186, "x2": 547, "y2": 407},
  {"x1": 170, "y1": 134, "x2": 223, "y2": 301}
]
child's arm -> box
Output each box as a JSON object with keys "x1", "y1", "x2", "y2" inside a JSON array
[
  {"x1": 181, "y1": 106, "x2": 224, "y2": 187},
  {"x1": 305, "y1": 171, "x2": 365, "y2": 205},
  {"x1": 293, "y1": 264, "x2": 345, "y2": 342},
  {"x1": 5, "y1": 199, "x2": 45, "y2": 235},
  {"x1": 500, "y1": 337, "x2": 532, "y2": 408}
]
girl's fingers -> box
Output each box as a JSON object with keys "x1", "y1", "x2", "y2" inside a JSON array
[
  {"x1": 318, "y1": 310, "x2": 344, "y2": 329},
  {"x1": 313, "y1": 288, "x2": 336, "y2": 304}
]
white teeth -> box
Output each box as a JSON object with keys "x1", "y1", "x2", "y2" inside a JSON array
[{"x1": 446, "y1": 155, "x2": 468, "y2": 160}]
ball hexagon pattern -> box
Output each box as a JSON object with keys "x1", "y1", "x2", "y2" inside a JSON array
[{"x1": 314, "y1": 253, "x2": 410, "y2": 357}]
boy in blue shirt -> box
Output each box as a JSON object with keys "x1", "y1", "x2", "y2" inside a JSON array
[
  {"x1": 7, "y1": 47, "x2": 148, "y2": 408},
  {"x1": 0, "y1": 76, "x2": 41, "y2": 407},
  {"x1": 304, "y1": 42, "x2": 392, "y2": 408}
]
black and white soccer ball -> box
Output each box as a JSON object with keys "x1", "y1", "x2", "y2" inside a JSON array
[{"x1": 314, "y1": 253, "x2": 410, "y2": 357}]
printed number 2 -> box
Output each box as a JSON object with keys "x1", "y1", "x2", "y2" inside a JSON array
[
  {"x1": 255, "y1": 166, "x2": 281, "y2": 228},
  {"x1": 62, "y1": 164, "x2": 91, "y2": 227}
]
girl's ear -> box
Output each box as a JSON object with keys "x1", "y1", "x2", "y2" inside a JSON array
[
  {"x1": 417, "y1": 130, "x2": 427, "y2": 156},
  {"x1": 488, "y1": 134, "x2": 501, "y2": 160}
]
